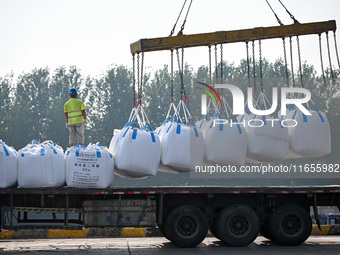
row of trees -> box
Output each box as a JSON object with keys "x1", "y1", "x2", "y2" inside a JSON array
[
  {"x1": 0, "y1": 59, "x2": 338, "y2": 153},
  {"x1": 0, "y1": 59, "x2": 339, "y2": 186}
]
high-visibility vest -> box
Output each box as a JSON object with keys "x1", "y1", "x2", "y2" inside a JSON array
[{"x1": 64, "y1": 98, "x2": 86, "y2": 125}]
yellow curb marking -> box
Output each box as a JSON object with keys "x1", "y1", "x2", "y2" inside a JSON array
[
  {"x1": 121, "y1": 228, "x2": 146, "y2": 237},
  {"x1": 0, "y1": 229, "x2": 15, "y2": 239},
  {"x1": 311, "y1": 225, "x2": 331, "y2": 235},
  {"x1": 47, "y1": 229, "x2": 89, "y2": 239}
]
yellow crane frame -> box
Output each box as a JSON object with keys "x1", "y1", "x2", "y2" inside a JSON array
[{"x1": 130, "y1": 20, "x2": 336, "y2": 54}]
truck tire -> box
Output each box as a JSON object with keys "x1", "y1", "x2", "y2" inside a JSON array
[
  {"x1": 216, "y1": 204, "x2": 259, "y2": 246},
  {"x1": 158, "y1": 225, "x2": 169, "y2": 239},
  {"x1": 163, "y1": 205, "x2": 208, "y2": 248},
  {"x1": 268, "y1": 203, "x2": 312, "y2": 246}
]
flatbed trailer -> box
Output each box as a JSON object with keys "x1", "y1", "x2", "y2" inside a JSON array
[{"x1": 1, "y1": 185, "x2": 340, "y2": 247}]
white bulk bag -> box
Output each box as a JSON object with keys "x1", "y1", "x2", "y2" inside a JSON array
[
  {"x1": 245, "y1": 114, "x2": 289, "y2": 162},
  {"x1": 0, "y1": 140, "x2": 17, "y2": 188},
  {"x1": 158, "y1": 100, "x2": 204, "y2": 172},
  {"x1": 66, "y1": 143, "x2": 114, "y2": 188},
  {"x1": 111, "y1": 106, "x2": 161, "y2": 179},
  {"x1": 244, "y1": 92, "x2": 289, "y2": 163},
  {"x1": 18, "y1": 140, "x2": 65, "y2": 188},
  {"x1": 204, "y1": 117, "x2": 247, "y2": 166},
  {"x1": 288, "y1": 108, "x2": 331, "y2": 157},
  {"x1": 108, "y1": 129, "x2": 121, "y2": 154},
  {"x1": 196, "y1": 115, "x2": 212, "y2": 134},
  {"x1": 278, "y1": 107, "x2": 304, "y2": 159},
  {"x1": 201, "y1": 94, "x2": 248, "y2": 166}
]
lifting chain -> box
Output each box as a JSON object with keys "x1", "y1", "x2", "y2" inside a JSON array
[
  {"x1": 278, "y1": 0, "x2": 299, "y2": 24},
  {"x1": 296, "y1": 36, "x2": 304, "y2": 88},
  {"x1": 259, "y1": 39, "x2": 264, "y2": 93},
  {"x1": 179, "y1": 0, "x2": 193, "y2": 34},
  {"x1": 326, "y1": 32, "x2": 336, "y2": 85},
  {"x1": 132, "y1": 54, "x2": 136, "y2": 106},
  {"x1": 220, "y1": 44, "x2": 223, "y2": 83},
  {"x1": 136, "y1": 52, "x2": 144, "y2": 105},
  {"x1": 318, "y1": 34, "x2": 327, "y2": 86},
  {"x1": 169, "y1": 0, "x2": 187, "y2": 36},
  {"x1": 176, "y1": 48, "x2": 187, "y2": 101},
  {"x1": 289, "y1": 37, "x2": 295, "y2": 87},
  {"x1": 282, "y1": 38, "x2": 289, "y2": 87},
  {"x1": 252, "y1": 40, "x2": 258, "y2": 94},
  {"x1": 170, "y1": 50, "x2": 174, "y2": 102},
  {"x1": 214, "y1": 45, "x2": 218, "y2": 84},
  {"x1": 136, "y1": 53, "x2": 140, "y2": 102},
  {"x1": 208, "y1": 45, "x2": 212, "y2": 85},
  {"x1": 246, "y1": 42, "x2": 251, "y2": 88},
  {"x1": 266, "y1": 0, "x2": 283, "y2": 26},
  {"x1": 333, "y1": 31, "x2": 340, "y2": 71}
]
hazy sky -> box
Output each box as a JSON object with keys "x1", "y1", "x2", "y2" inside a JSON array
[{"x1": 1, "y1": 0, "x2": 339, "y2": 78}]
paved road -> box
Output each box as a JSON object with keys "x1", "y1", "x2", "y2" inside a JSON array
[{"x1": 1, "y1": 236, "x2": 340, "y2": 254}]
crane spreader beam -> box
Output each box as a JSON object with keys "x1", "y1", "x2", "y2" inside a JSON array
[{"x1": 130, "y1": 20, "x2": 336, "y2": 54}]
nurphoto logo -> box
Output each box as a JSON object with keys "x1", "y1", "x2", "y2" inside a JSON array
[{"x1": 200, "y1": 83, "x2": 311, "y2": 116}]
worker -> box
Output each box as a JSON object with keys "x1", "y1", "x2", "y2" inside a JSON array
[{"x1": 64, "y1": 88, "x2": 87, "y2": 147}]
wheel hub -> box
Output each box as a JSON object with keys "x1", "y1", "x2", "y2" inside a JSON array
[
  {"x1": 229, "y1": 215, "x2": 249, "y2": 236},
  {"x1": 177, "y1": 216, "x2": 197, "y2": 237},
  {"x1": 281, "y1": 214, "x2": 301, "y2": 235}
]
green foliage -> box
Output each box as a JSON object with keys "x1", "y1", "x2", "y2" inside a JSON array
[
  {"x1": 0, "y1": 59, "x2": 339, "y2": 186},
  {"x1": 83, "y1": 65, "x2": 133, "y2": 146}
]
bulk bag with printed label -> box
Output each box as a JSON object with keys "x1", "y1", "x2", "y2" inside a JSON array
[
  {"x1": 18, "y1": 140, "x2": 65, "y2": 188},
  {"x1": 0, "y1": 140, "x2": 17, "y2": 188},
  {"x1": 66, "y1": 143, "x2": 114, "y2": 188},
  {"x1": 288, "y1": 107, "x2": 331, "y2": 157},
  {"x1": 158, "y1": 100, "x2": 204, "y2": 173},
  {"x1": 110, "y1": 106, "x2": 161, "y2": 179}
]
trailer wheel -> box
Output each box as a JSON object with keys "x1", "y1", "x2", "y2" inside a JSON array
[
  {"x1": 158, "y1": 225, "x2": 168, "y2": 238},
  {"x1": 268, "y1": 203, "x2": 312, "y2": 246},
  {"x1": 163, "y1": 205, "x2": 208, "y2": 248},
  {"x1": 216, "y1": 204, "x2": 259, "y2": 246}
]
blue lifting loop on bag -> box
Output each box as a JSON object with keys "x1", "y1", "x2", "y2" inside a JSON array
[
  {"x1": 1, "y1": 144, "x2": 9, "y2": 156},
  {"x1": 303, "y1": 113, "x2": 308, "y2": 122},
  {"x1": 132, "y1": 128, "x2": 138, "y2": 140},
  {"x1": 48, "y1": 145, "x2": 57, "y2": 154},
  {"x1": 95, "y1": 149, "x2": 101, "y2": 158},
  {"x1": 150, "y1": 132, "x2": 156, "y2": 143},
  {"x1": 193, "y1": 127, "x2": 199, "y2": 137},
  {"x1": 122, "y1": 126, "x2": 130, "y2": 138},
  {"x1": 40, "y1": 147, "x2": 45, "y2": 156},
  {"x1": 314, "y1": 104, "x2": 325, "y2": 123},
  {"x1": 199, "y1": 119, "x2": 205, "y2": 129},
  {"x1": 176, "y1": 123, "x2": 181, "y2": 134},
  {"x1": 76, "y1": 148, "x2": 80, "y2": 157},
  {"x1": 232, "y1": 116, "x2": 242, "y2": 134},
  {"x1": 166, "y1": 123, "x2": 172, "y2": 133}
]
